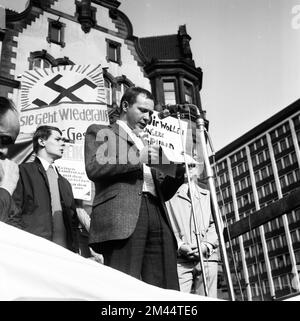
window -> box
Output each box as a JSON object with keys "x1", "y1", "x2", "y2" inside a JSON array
[
  {"x1": 30, "y1": 57, "x2": 51, "y2": 69},
  {"x1": 287, "y1": 172, "x2": 295, "y2": 185},
  {"x1": 283, "y1": 155, "x2": 291, "y2": 167},
  {"x1": 234, "y1": 181, "x2": 240, "y2": 192},
  {"x1": 238, "y1": 164, "x2": 244, "y2": 175},
  {"x1": 276, "y1": 159, "x2": 283, "y2": 171},
  {"x1": 106, "y1": 39, "x2": 122, "y2": 65},
  {"x1": 232, "y1": 167, "x2": 238, "y2": 177},
  {"x1": 103, "y1": 70, "x2": 134, "y2": 110},
  {"x1": 240, "y1": 178, "x2": 246, "y2": 189},
  {"x1": 264, "y1": 184, "x2": 271, "y2": 196},
  {"x1": 291, "y1": 152, "x2": 297, "y2": 164},
  {"x1": 280, "y1": 139, "x2": 287, "y2": 151},
  {"x1": 47, "y1": 19, "x2": 65, "y2": 47},
  {"x1": 264, "y1": 149, "x2": 270, "y2": 160},
  {"x1": 257, "y1": 187, "x2": 263, "y2": 199},
  {"x1": 274, "y1": 237, "x2": 282, "y2": 249},
  {"x1": 28, "y1": 50, "x2": 57, "y2": 70},
  {"x1": 267, "y1": 164, "x2": 273, "y2": 176},
  {"x1": 163, "y1": 80, "x2": 176, "y2": 105},
  {"x1": 270, "y1": 181, "x2": 276, "y2": 193},
  {"x1": 294, "y1": 115, "x2": 300, "y2": 127},
  {"x1": 184, "y1": 81, "x2": 194, "y2": 103},
  {"x1": 280, "y1": 176, "x2": 286, "y2": 188},
  {"x1": 261, "y1": 167, "x2": 268, "y2": 179},
  {"x1": 251, "y1": 155, "x2": 257, "y2": 167},
  {"x1": 273, "y1": 143, "x2": 280, "y2": 155},
  {"x1": 255, "y1": 171, "x2": 260, "y2": 182},
  {"x1": 116, "y1": 83, "x2": 129, "y2": 106},
  {"x1": 267, "y1": 239, "x2": 274, "y2": 252},
  {"x1": 242, "y1": 194, "x2": 249, "y2": 206},
  {"x1": 287, "y1": 212, "x2": 295, "y2": 224},
  {"x1": 273, "y1": 277, "x2": 282, "y2": 290},
  {"x1": 259, "y1": 261, "x2": 266, "y2": 273},
  {"x1": 237, "y1": 197, "x2": 242, "y2": 208},
  {"x1": 291, "y1": 230, "x2": 299, "y2": 243},
  {"x1": 270, "y1": 258, "x2": 277, "y2": 270},
  {"x1": 258, "y1": 152, "x2": 264, "y2": 163},
  {"x1": 104, "y1": 78, "x2": 112, "y2": 106}
]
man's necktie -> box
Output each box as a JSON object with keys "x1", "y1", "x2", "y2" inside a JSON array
[{"x1": 46, "y1": 165, "x2": 67, "y2": 248}]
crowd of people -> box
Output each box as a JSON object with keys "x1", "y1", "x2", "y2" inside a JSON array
[{"x1": 0, "y1": 87, "x2": 220, "y2": 298}]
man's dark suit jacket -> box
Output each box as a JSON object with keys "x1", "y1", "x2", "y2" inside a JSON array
[
  {"x1": 0, "y1": 188, "x2": 13, "y2": 222},
  {"x1": 84, "y1": 122, "x2": 184, "y2": 250},
  {"x1": 8, "y1": 158, "x2": 79, "y2": 252}
]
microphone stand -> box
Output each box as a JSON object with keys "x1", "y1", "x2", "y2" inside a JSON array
[
  {"x1": 195, "y1": 115, "x2": 235, "y2": 301},
  {"x1": 161, "y1": 103, "x2": 235, "y2": 300},
  {"x1": 176, "y1": 112, "x2": 209, "y2": 297}
]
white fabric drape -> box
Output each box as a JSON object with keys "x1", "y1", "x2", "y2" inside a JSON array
[{"x1": 0, "y1": 222, "x2": 222, "y2": 301}]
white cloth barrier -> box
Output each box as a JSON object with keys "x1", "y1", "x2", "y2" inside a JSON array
[{"x1": 0, "y1": 222, "x2": 222, "y2": 301}]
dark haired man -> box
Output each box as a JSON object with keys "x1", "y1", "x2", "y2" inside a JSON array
[
  {"x1": 8, "y1": 125, "x2": 79, "y2": 252},
  {"x1": 0, "y1": 97, "x2": 20, "y2": 222},
  {"x1": 85, "y1": 86, "x2": 184, "y2": 290}
]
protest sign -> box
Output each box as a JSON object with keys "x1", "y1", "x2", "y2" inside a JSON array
[
  {"x1": 143, "y1": 110, "x2": 197, "y2": 165},
  {"x1": 19, "y1": 64, "x2": 109, "y2": 200}
]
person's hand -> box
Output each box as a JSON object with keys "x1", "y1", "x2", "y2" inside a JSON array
[
  {"x1": 179, "y1": 243, "x2": 198, "y2": 259},
  {"x1": 139, "y1": 145, "x2": 161, "y2": 165},
  {"x1": 0, "y1": 159, "x2": 19, "y2": 195},
  {"x1": 89, "y1": 248, "x2": 104, "y2": 264},
  {"x1": 180, "y1": 243, "x2": 209, "y2": 260},
  {"x1": 189, "y1": 243, "x2": 209, "y2": 259}
]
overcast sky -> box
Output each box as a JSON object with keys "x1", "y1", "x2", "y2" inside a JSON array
[{"x1": 2, "y1": 0, "x2": 300, "y2": 151}]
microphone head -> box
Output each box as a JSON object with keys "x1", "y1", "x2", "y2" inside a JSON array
[{"x1": 158, "y1": 109, "x2": 171, "y2": 119}]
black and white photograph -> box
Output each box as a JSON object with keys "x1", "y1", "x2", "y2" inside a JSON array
[{"x1": 0, "y1": 0, "x2": 299, "y2": 307}]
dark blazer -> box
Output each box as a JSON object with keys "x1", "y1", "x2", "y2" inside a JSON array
[
  {"x1": 8, "y1": 158, "x2": 79, "y2": 252},
  {"x1": 0, "y1": 188, "x2": 13, "y2": 223},
  {"x1": 84, "y1": 122, "x2": 184, "y2": 247}
]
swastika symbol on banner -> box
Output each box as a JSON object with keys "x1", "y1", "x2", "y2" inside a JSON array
[{"x1": 32, "y1": 74, "x2": 97, "y2": 107}]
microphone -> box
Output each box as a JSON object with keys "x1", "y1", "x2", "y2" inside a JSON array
[
  {"x1": 157, "y1": 109, "x2": 171, "y2": 119},
  {"x1": 157, "y1": 104, "x2": 201, "y2": 119}
]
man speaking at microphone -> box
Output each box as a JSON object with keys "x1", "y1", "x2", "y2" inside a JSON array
[{"x1": 85, "y1": 86, "x2": 185, "y2": 290}]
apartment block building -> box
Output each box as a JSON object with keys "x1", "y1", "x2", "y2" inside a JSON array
[{"x1": 214, "y1": 99, "x2": 300, "y2": 300}]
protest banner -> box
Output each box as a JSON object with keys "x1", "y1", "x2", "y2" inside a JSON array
[
  {"x1": 19, "y1": 64, "x2": 109, "y2": 200},
  {"x1": 142, "y1": 110, "x2": 197, "y2": 165}
]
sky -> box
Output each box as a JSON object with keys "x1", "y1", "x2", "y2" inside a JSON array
[{"x1": 1, "y1": 0, "x2": 300, "y2": 151}]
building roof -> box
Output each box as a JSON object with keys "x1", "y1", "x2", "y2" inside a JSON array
[
  {"x1": 215, "y1": 98, "x2": 300, "y2": 160},
  {"x1": 139, "y1": 34, "x2": 182, "y2": 61}
]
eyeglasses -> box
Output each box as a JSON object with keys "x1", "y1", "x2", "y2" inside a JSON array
[
  {"x1": 0, "y1": 135, "x2": 14, "y2": 146},
  {"x1": 188, "y1": 164, "x2": 196, "y2": 168}
]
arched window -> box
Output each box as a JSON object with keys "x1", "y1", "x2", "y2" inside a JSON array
[
  {"x1": 31, "y1": 57, "x2": 52, "y2": 69},
  {"x1": 103, "y1": 69, "x2": 115, "y2": 108},
  {"x1": 115, "y1": 75, "x2": 134, "y2": 106},
  {"x1": 28, "y1": 50, "x2": 57, "y2": 70},
  {"x1": 105, "y1": 78, "x2": 113, "y2": 106},
  {"x1": 116, "y1": 83, "x2": 129, "y2": 105},
  {"x1": 56, "y1": 57, "x2": 74, "y2": 66}
]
